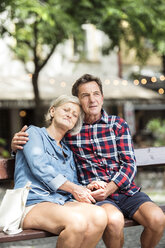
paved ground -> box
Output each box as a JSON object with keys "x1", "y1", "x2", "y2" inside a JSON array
[{"x1": 0, "y1": 226, "x2": 165, "y2": 248}]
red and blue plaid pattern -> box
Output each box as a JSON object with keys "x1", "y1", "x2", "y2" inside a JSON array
[{"x1": 65, "y1": 109, "x2": 140, "y2": 201}]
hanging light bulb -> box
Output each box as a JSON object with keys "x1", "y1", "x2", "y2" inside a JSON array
[
  {"x1": 133, "y1": 80, "x2": 139, "y2": 85},
  {"x1": 158, "y1": 88, "x2": 164, "y2": 94},
  {"x1": 141, "y1": 78, "x2": 147, "y2": 84},
  {"x1": 151, "y1": 77, "x2": 157, "y2": 83}
]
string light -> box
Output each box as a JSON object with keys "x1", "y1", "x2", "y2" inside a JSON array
[
  {"x1": 19, "y1": 110, "x2": 27, "y2": 117},
  {"x1": 104, "y1": 79, "x2": 110, "y2": 85},
  {"x1": 158, "y1": 88, "x2": 164, "y2": 94},
  {"x1": 49, "y1": 78, "x2": 55, "y2": 85},
  {"x1": 133, "y1": 79, "x2": 139, "y2": 85},
  {"x1": 28, "y1": 73, "x2": 32, "y2": 78},
  {"x1": 141, "y1": 78, "x2": 147, "y2": 84},
  {"x1": 113, "y1": 80, "x2": 119, "y2": 86},
  {"x1": 132, "y1": 75, "x2": 165, "y2": 85},
  {"x1": 60, "y1": 81, "x2": 66, "y2": 87},
  {"x1": 151, "y1": 77, "x2": 157, "y2": 83},
  {"x1": 122, "y1": 80, "x2": 128, "y2": 86},
  {"x1": 160, "y1": 75, "x2": 165, "y2": 81}
]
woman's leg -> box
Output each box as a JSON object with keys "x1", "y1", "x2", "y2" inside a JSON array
[
  {"x1": 23, "y1": 201, "x2": 107, "y2": 248},
  {"x1": 65, "y1": 202, "x2": 107, "y2": 248}
]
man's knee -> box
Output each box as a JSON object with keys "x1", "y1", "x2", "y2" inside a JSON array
[{"x1": 147, "y1": 208, "x2": 165, "y2": 232}]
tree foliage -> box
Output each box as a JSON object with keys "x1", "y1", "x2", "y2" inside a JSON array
[
  {"x1": 70, "y1": 0, "x2": 165, "y2": 71},
  {"x1": 0, "y1": 0, "x2": 165, "y2": 124},
  {"x1": 0, "y1": 0, "x2": 85, "y2": 124},
  {"x1": 147, "y1": 118, "x2": 165, "y2": 146}
]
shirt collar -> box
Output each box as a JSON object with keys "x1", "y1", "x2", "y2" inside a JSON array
[
  {"x1": 100, "y1": 109, "x2": 109, "y2": 124},
  {"x1": 41, "y1": 127, "x2": 69, "y2": 152}
]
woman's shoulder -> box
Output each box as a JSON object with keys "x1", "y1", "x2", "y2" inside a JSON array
[{"x1": 26, "y1": 125, "x2": 42, "y2": 134}]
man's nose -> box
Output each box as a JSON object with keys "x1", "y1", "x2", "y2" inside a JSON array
[{"x1": 89, "y1": 94, "x2": 95, "y2": 102}]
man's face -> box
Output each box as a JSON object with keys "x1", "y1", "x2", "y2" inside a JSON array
[{"x1": 77, "y1": 81, "x2": 103, "y2": 118}]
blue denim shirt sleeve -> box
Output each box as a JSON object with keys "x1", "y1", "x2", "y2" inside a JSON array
[{"x1": 23, "y1": 126, "x2": 68, "y2": 191}]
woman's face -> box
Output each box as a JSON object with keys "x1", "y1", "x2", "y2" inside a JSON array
[{"x1": 51, "y1": 102, "x2": 80, "y2": 132}]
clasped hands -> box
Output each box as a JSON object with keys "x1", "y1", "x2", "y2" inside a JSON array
[{"x1": 72, "y1": 180, "x2": 108, "y2": 204}]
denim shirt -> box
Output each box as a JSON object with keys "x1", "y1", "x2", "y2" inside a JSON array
[{"x1": 14, "y1": 125, "x2": 79, "y2": 206}]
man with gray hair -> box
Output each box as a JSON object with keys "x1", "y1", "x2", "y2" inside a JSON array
[{"x1": 11, "y1": 74, "x2": 165, "y2": 248}]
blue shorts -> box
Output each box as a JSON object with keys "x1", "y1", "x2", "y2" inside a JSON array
[{"x1": 96, "y1": 192, "x2": 152, "y2": 219}]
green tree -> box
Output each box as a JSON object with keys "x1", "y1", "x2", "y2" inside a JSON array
[
  {"x1": 147, "y1": 118, "x2": 165, "y2": 146},
  {"x1": 1, "y1": 0, "x2": 164, "y2": 122},
  {"x1": 0, "y1": 0, "x2": 84, "y2": 124},
  {"x1": 70, "y1": 0, "x2": 165, "y2": 76},
  {"x1": 0, "y1": 138, "x2": 10, "y2": 158}
]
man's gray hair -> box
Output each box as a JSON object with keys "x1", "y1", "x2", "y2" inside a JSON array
[{"x1": 45, "y1": 95, "x2": 84, "y2": 135}]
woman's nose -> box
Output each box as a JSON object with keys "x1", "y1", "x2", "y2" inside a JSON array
[{"x1": 67, "y1": 112, "x2": 72, "y2": 118}]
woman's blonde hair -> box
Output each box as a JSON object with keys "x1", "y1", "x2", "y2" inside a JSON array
[{"x1": 45, "y1": 95, "x2": 84, "y2": 135}]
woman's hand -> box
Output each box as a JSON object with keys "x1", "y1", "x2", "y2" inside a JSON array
[
  {"x1": 87, "y1": 180, "x2": 107, "y2": 191},
  {"x1": 71, "y1": 185, "x2": 96, "y2": 204},
  {"x1": 59, "y1": 181, "x2": 96, "y2": 204},
  {"x1": 11, "y1": 125, "x2": 29, "y2": 152}
]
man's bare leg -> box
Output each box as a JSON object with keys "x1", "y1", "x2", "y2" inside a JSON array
[
  {"x1": 101, "y1": 204, "x2": 124, "y2": 248},
  {"x1": 133, "y1": 201, "x2": 165, "y2": 248}
]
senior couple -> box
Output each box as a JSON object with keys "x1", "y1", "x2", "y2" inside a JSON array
[{"x1": 12, "y1": 74, "x2": 165, "y2": 248}]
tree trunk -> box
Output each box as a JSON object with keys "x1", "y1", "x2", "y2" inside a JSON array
[
  {"x1": 32, "y1": 72, "x2": 45, "y2": 126},
  {"x1": 117, "y1": 47, "x2": 122, "y2": 78},
  {"x1": 162, "y1": 54, "x2": 165, "y2": 75}
]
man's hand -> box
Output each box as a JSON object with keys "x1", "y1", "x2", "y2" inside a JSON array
[
  {"x1": 91, "y1": 188, "x2": 108, "y2": 201},
  {"x1": 87, "y1": 180, "x2": 107, "y2": 191},
  {"x1": 91, "y1": 181, "x2": 119, "y2": 201},
  {"x1": 11, "y1": 125, "x2": 29, "y2": 152}
]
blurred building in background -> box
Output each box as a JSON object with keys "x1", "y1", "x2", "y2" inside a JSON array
[{"x1": 0, "y1": 25, "x2": 165, "y2": 149}]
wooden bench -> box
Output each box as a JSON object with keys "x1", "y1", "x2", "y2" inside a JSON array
[{"x1": 0, "y1": 146, "x2": 165, "y2": 243}]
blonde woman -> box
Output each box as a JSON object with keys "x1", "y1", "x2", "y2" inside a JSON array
[{"x1": 14, "y1": 95, "x2": 107, "y2": 248}]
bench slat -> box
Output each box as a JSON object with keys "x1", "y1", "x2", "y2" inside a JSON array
[
  {"x1": 0, "y1": 229, "x2": 55, "y2": 243},
  {"x1": 0, "y1": 159, "x2": 15, "y2": 180},
  {"x1": 135, "y1": 147, "x2": 165, "y2": 167}
]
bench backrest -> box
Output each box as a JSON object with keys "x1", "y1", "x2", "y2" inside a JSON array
[{"x1": 0, "y1": 146, "x2": 165, "y2": 180}]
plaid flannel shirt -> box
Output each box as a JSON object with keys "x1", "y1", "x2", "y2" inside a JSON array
[{"x1": 65, "y1": 109, "x2": 140, "y2": 201}]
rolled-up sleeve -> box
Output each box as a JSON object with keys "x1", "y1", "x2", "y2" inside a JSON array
[{"x1": 49, "y1": 174, "x2": 67, "y2": 191}]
